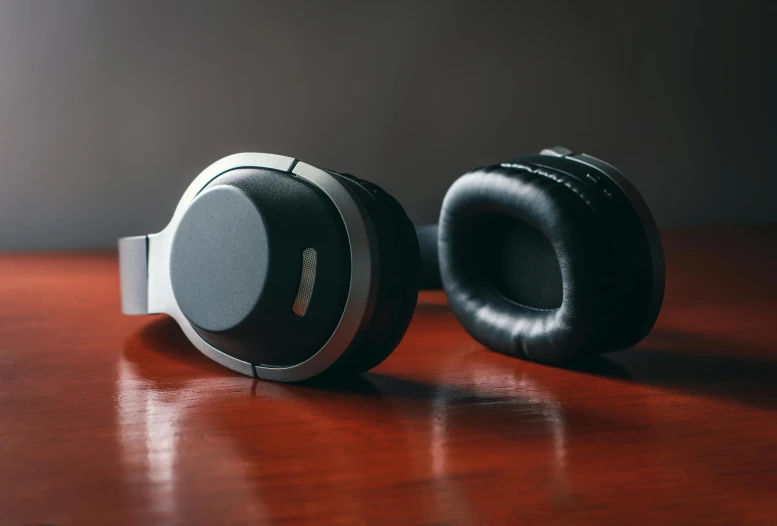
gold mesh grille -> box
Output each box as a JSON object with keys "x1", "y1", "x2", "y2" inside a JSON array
[{"x1": 292, "y1": 248, "x2": 317, "y2": 317}]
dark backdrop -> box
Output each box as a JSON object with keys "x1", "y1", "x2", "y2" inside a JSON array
[{"x1": 0, "y1": 0, "x2": 774, "y2": 249}]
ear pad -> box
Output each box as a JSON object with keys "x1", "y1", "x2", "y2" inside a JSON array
[
  {"x1": 438, "y1": 157, "x2": 659, "y2": 364},
  {"x1": 526, "y1": 153, "x2": 661, "y2": 351},
  {"x1": 325, "y1": 172, "x2": 420, "y2": 374}
]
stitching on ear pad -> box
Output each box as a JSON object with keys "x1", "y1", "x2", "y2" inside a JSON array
[
  {"x1": 324, "y1": 172, "x2": 420, "y2": 375},
  {"x1": 439, "y1": 164, "x2": 615, "y2": 364}
]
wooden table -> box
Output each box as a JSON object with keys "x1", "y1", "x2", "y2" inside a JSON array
[{"x1": 1, "y1": 229, "x2": 776, "y2": 525}]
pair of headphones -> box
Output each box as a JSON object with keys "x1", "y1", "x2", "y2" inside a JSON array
[{"x1": 119, "y1": 147, "x2": 664, "y2": 382}]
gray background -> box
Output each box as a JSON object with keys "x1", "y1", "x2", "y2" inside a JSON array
[{"x1": 0, "y1": 0, "x2": 774, "y2": 250}]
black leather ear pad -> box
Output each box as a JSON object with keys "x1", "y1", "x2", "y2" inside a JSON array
[
  {"x1": 324, "y1": 172, "x2": 420, "y2": 375},
  {"x1": 438, "y1": 164, "x2": 615, "y2": 364},
  {"x1": 522, "y1": 154, "x2": 658, "y2": 351}
]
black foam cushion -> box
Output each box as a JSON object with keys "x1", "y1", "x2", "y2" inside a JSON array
[
  {"x1": 325, "y1": 172, "x2": 420, "y2": 375},
  {"x1": 438, "y1": 164, "x2": 614, "y2": 364}
]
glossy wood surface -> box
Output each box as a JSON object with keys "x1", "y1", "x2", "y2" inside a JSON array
[{"x1": 1, "y1": 229, "x2": 777, "y2": 525}]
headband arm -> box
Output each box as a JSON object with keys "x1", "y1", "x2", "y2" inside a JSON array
[{"x1": 118, "y1": 235, "x2": 149, "y2": 314}]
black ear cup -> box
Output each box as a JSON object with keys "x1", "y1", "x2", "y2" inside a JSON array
[
  {"x1": 121, "y1": 152, "x2": 424, "y2": 381},
  {"x1": 437, "y1": 150, "x2": 664, "y2": 364},
  {"x1": 170, "y1": 168, "x2": 353, "y2": 367},
  {"x1": 168, "y1": 163, "x2": 419, "y2": 379},
  {"x1": 325, "y1": 172, "x2": 421, "y2": 375}
]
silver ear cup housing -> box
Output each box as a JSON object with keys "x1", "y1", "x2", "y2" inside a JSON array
[{"x1": 119, "y1": 154, "x2": 376, "y2": 381}]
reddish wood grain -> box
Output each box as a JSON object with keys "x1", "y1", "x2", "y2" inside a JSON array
[{"x1": 1, "y1": 229, "x2": 777, "y2": 525}]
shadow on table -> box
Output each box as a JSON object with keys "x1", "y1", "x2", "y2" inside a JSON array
[
  {"x1": 571, "y1": 329, "x2": 777, "y2": 411},
  {"x1": 121, "y1": 316, "x2": 624, "y2": 440},
  {"x1": 123, "y1": 306, "x2": 777, "y2": 416},
  {"x1": 118, "y1": 316, "x2": 658, "y2": 522},
  {"x1": 121, "y1": 314, "x2": 235, "y2": 383},
  {"x1": 413, "y1": 293, "x2": 777, "y2": 412}
]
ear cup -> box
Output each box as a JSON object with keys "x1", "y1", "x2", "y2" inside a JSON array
[
  {"x1": 438, "y1": 164, "x2": 616, "y2": 364},
  {"x1": 438, "y1": 153, "x2": 662, "y2": 364},
  {"x1": 170, "y1": 167, "x2": 353, "y2": 367},
  {"x1": 521, "y1": 153, "x2": 660, "y2": 350},
  {"x1": 325, "y1": 172, "x2": 421, "y2": 374}
]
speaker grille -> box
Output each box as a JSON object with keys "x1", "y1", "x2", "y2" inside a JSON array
[{"x1": 292, "y1": 248, "x2": 317, "y2": 317}]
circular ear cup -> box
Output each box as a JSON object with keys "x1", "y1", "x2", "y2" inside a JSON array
[
  {"x1": 325, "y1": 172, "x2": 421, "y2": 375},
  {"x1": 168, "y1": 162, "x2": 419, "y2": 379},
  {"x1": 170, "y1": 168, "x2": 353, "y2": 367},
  {"x1": 438, "y1": 155, "x2": 662, "y2": 364}
]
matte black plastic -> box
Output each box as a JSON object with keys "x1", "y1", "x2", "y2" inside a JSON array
[
  {"x1": 323, "y1": 171, "x2": 420, "y2": 375},
  {"x1": 477, "y1": 216, "x2": 563, "y2": 309},
  {"x1": 170, "y1": 168, "x2": 351, "y2": 367}
]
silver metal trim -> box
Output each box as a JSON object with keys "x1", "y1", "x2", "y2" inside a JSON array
[
  {"x1": 254, "y1": 161, "x2": 372, "y2": 381},
  {"x1": 119, "y1": 153, "x2": 373, "y2": 382},
  {"x1": 118, "y1": 235, "x2": 148, "y2": 314}
]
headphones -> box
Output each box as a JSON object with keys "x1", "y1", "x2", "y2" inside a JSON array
[{"x1": 119, "y1": 147, "x2": 664, "y2": 381}]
